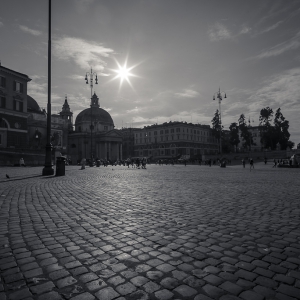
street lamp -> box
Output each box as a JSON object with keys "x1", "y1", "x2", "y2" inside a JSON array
[
  {"x1": 84, "y1": 68, "x2": 98, "y2": 166},
  {"x1": 43, "y1": 0, "x2": 54, "y2": 176},
  {"x1": 213, "y1": 87, "x2": 227, "y2": 155}
]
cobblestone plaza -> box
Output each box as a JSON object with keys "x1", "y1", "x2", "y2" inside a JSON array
[{"x1": 0, "y1": 163, "x2": 299, "y2": 300}]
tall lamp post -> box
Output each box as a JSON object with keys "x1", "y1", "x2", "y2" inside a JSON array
[
  {"x1": 213, "y1": 87, "x2": 227, "y2": 155},
  {"x1": 42, "y1": 0, "x2": 54, "y2": 176},
  {"x1": 84, "y1": 68, "x2": 98, "y2": 166}
]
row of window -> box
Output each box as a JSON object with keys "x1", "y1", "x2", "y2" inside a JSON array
[
  {"x1": 136, "y1": 129, "x2": 210, "y2": 138},
  {"x1": 136, "y1": 135, "x2": 215, "y2": 144},
  {"x1": 0, "y1": 76, "x2": 24, "y2": 93},
  {"x1": 0, "y1": 96, "x2": 24, "y2": 111}
]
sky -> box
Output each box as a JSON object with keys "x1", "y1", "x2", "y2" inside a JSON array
[{"x1": 1, "y1": 0, "x2": 300, "y2": 145}]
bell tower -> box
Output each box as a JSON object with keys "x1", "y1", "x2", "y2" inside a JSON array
[
  {"x1": 59, "y1": 95, "x2": 73, "y2": 131},
  {"x1": 90, "y1": 92, "x2": 100, "y2": 108}
]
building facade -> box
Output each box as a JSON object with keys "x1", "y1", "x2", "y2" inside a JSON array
[
  {"x1": 133, "y1": 121, "x2": 219, "y2": 159},
  {"x1": 236, "y1": 125, "x2": 263, "y2": 152},
  {"x1": 67, "y1": 93, "x2": 123, "y2": 163},
  {"x1": 0, "y1": 64, "x2": 70, "y2": 165},
  {"x1": 0, "y1": 64, "x2": 31, "y2": 149},
  {"x1": 118, "y1": 127, "x2": 138, "y2": 159}
]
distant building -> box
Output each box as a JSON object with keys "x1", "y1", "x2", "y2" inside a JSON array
[
  {"x1": 133, "y1": 121, "x2": 219, "y2": 159},
  {"x1": 118, "y1": 127, "x2": 138, "y2": 159},
  {"x1": 237, "y1": 125, "x2": 263, "y2": 152}
]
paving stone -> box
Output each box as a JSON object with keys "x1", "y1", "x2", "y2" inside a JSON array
[
  {"x1": 115, "y1": 282, "x2": 136, "y2": 295},
  {"x1": 86, "y1": 279, "x2": 107, "y2": 291},
  {"x1": 130, "y1": 276, "x2": 149, "y2": 287},
  {"x1": 219, "y1": 281, "x2": 244, "y2": 295},
  {"x1": 277, "y1": 284, "x2": 300, "y2": 298},
  {"x1": 239, "y1": 290, "x2": 264, "y2": 300},
  {"x1": 143, "y1": 281, "x2": 160, "y2": 293},
  {"x1": 56, "y1": 276, "x2": 77, "y2": 289},
  {"x1": 7, "y1": 288, "x2": 32, "y2": 300},
  {"x1": 49, "y1": 269, "x2": 70, "y2": 280},
  {"x1": 202, "y1": 284, "x2": 225, "y2": 298},
  {"x1": 160, "y1": 277, "x2": 179, "y2": 289},
  {"x1": 37, "y1": 291, "x2": 63, "y2": 300},
  {"x1": 70, "y1": 292, "x2": 95, "y2": 300},
  {"x1": 30, "y1": 282, "x2": 55, "y2": 294},
  {"x1": 23, "y1": 268, "x2": 43, "y2": 279},
  {"x1": 194, "y1": 294, "x2": 214, "y2": 300},
  {"x1": 173, "y1": 285, "x2": 197, "y2": 297},
  {"x1": 154, "y1": 289, "x2": 174, "y2": 300}
]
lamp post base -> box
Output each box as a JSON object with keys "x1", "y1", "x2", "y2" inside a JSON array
[{"x1": 42, "y1": 143, "x2": 54, "y2": 176}]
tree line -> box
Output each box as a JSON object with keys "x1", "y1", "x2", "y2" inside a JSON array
[{"x1": 211, "y1": 107, "x2": 294, "y2": 153}]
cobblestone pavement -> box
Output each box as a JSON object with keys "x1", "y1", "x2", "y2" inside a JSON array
[{"x1": 0, "y1": 163, "x2": 300, "y2": 300}]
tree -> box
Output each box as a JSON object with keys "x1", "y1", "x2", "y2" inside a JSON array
[
  {"x1": 238, "y1": 114, "x2": 255, "y2": 150},
  {"x1": 229, "y1": 122, "x2": 240, "y2": 152},
  {"x1": 259, "y1": 107, "x2": 274, "y2": 149},
  {"x1": 211, "y1": 109, "x2": 223, "y2": 153},
  {"x1": 273, "y1": 108, "x2": 290, "y2": 150}
]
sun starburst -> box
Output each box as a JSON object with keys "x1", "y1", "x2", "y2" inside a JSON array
[{"x1": 110, "y1": 59, "x2": 138, "y2": 89}]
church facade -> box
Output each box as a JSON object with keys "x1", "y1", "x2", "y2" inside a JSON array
[{"x1": 67, "y1": 93, "x2": 123, "y2": 163}]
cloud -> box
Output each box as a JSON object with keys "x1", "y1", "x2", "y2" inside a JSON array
[
  {"x1": 75, "y1": 0, "x2": 94, "y2": 13},
  {"x1": 208, "y1": 23, "x2": 232, "y2": 42},
  {"x1": 19, "y1": 25, "x2": 42, "y2": 36},
  {"x1": 252, "y1": 31, "x2": 300, "y2": 59},
  {"x1": 240, "y1": 26, "x2": 251, "y2": 35},
  {"x1": 175, "y1": 89, "x2": 199, "y2": 98},
  {"x1": 53, "y1": 37, "x2": 114, "y2": 73},
  {"x1": 259, "y1": 20, "x2": 284, "y2": 34},
  {"x1": 0, "y1": 21, "x2": 3, "y2": 27}
]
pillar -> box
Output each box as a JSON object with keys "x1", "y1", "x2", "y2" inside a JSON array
[
  {"x1": 105, "y1": 142, "x2": 107, "y2": 160},
  {"x1": 120, "y1": 143, "x2": 123, "y2": 160}
]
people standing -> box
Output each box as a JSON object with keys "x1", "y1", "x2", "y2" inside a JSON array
[
  {"x1": 250, "y1": 158, "x2": 254, "y2": 171},
  {"x1": 242, "y1": 159, "x2": 245, "y2": 168},
  {"x1": 272, "y1": 159, "x2": 277, "y2": 168},
  {"x1": 19, "y1": 158, "x2": 25, "y2": 167}
]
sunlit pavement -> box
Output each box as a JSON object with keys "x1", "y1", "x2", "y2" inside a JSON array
[{"x1": 0, "y1": 163, "x2": 299, "y2": 300}]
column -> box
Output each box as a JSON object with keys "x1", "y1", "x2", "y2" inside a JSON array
[
  {"x1": 108, "y1": 142, "x2": 111, "y2": 160},
  {"x1": 117, "y1": 143, "x2": 119, "y2": 161},
  {"x1": 105, "y1": 142, "x2": 107, "y2": 160},
  {"x1": 120, "y1": 143, "x2": 123, "y2": 160}
]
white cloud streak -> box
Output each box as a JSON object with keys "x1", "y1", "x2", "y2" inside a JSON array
[
  {"x1": 175, "y1": 89, "x2": 199, "y2": 98},
  {"x1": 19, "y1": 25, "x2": 42, "y2": 36},
  {"x1": 53, "y1": 37, "x2": 114, "y2": 73},
  {"x1": 253, "y1": 31, "x2": 300, "y2": 59}
]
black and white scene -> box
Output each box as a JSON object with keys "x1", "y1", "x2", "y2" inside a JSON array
[{"x1": 0, "y1": 0, "x2": 300, "y2": 299}]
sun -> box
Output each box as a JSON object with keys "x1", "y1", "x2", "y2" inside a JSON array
[{"x1": 110, "y1": 59, "x2": 138, "y2": 89}]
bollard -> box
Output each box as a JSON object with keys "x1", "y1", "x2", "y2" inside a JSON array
[{"x1": 56, "y1": 156, "x2": 66, "y2": 176}]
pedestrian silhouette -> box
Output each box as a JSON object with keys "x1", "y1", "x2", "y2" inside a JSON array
[{"x1": 6, "y1": 174, "x2": 9, "y2": 179}]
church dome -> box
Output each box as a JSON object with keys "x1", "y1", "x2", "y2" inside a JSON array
[
  {"x1": 75, "y1": 107, "x2": 114, "y2": 125},
  {"x1": 27, "y1": 95, "x2": 42, "y2": 113},
  {"x1": 75, "y1": 92, "x2": 114, "y2": 126}
]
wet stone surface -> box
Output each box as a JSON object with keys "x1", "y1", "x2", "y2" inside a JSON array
[{"x1": 0, "y1": 163, "x2": 300, "y2": 299}]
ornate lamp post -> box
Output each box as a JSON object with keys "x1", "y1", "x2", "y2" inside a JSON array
[
  {"x1": 84, "y1": 68, "x2": 98, "y2": 166},
  {"x1": 213, "y1": 87, "x2": 227, "y2": 155}
]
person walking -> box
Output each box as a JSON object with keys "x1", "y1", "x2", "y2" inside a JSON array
[
  {"x1": 242, "y1": 159, "x2": 245, "y2": 168},
  {"x1": 250, "y1": 158, "x2": 254, "y2": 171},
  {"x1": 272, "y1": 159, "x2": 277, "y2": 168},
  {"x1": 80, "y1": 158, "x2": 86, "y2": 170}
]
